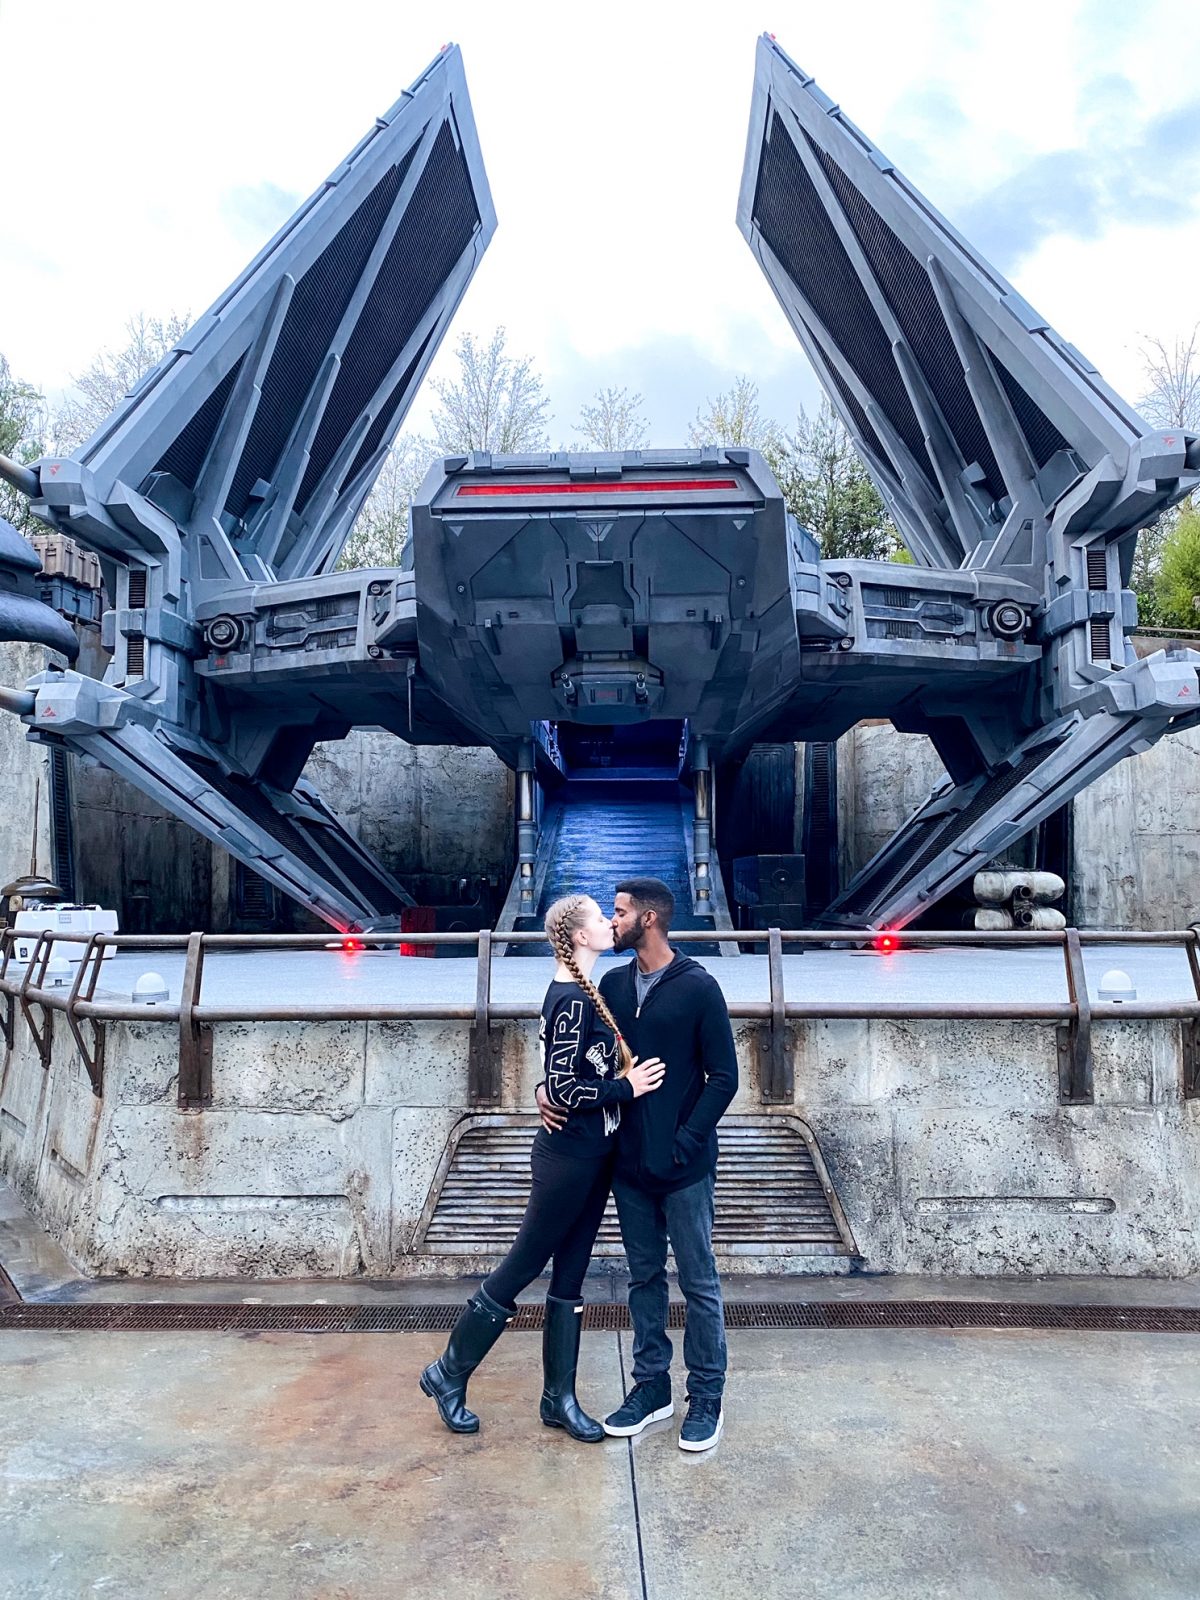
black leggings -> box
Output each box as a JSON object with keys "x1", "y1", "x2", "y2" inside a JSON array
[{"x1": 483, "y1": 1139, "x2": 613, "y2": 1309}]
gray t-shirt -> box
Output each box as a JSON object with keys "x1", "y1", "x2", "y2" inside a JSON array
[{"x1": 634, "y1": 961, "x2": 669, "y2": 1012}]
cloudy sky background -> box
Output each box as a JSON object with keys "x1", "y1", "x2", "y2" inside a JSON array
[{"x1": 2, "y1": 0, "x2": 1198, "y2": 445}]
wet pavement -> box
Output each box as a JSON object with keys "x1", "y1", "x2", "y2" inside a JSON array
[
  {"x1": 2, "y1": 1321, "x2": 1198, "y2": 1599},
  {"x1": 3, "y1": 1182, "x2": 1200, "y2": 1596}
]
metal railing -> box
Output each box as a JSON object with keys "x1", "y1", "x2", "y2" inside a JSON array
[{"x1": 2, "y1": 924, "x2": 1199, "y2": 1110}]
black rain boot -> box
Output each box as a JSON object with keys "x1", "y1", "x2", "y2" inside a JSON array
[
  {"x1": 419, "y1": 1288, "x2": 513, "y2": 1434},
  {"x1": 539, "y1": 1295, "x2": 604, "y2": 1443}
]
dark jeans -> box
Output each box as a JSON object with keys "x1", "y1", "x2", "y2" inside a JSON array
[
  {"x1": 613, "y1": 1172, "x2": 726, "y2": 1400},
  {"x1": 483, "y1": 1138, "x2": 613, "y2": 1309}
]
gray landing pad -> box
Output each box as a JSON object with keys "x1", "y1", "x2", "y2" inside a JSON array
[
  {"x1": 1, "y1": 1325, "x2": 1197, "y2": 1599},
  {"x1": 55, "y1": 941, "x2": 1199, "y2": 1008}
]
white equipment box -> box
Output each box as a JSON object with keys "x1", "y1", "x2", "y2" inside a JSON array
[{"x1": 12, "y1": 905, "x2": 119, "y2": 963}]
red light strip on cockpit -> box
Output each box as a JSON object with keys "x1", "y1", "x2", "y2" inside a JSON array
[{"x1": 454, "y1": 478, "x2": 740, "y2": 496}]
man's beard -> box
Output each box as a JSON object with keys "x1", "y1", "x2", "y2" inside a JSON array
[{"x1": 613, "y1": 913, "x2": 646, "y2": 953}]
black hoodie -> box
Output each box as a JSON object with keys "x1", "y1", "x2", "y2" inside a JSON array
[{"x1": 598, "y1": 952, "x2": 738, "y2": 1194}]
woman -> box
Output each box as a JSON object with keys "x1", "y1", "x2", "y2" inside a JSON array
[{"x1": 420, "y1": 893, "x2": 665, "y2": 1441}]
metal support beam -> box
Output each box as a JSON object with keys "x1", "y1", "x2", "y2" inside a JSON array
[
  {"x1": 17, "y1": 934, "x2": 54, "y2": 1069},
  {"x1": 1057, "y1": 928, "x2": 1094, "y2": 1104},
  {"x1": 692, "y1": 735, "x2": 712, "y2": 905},
  {"x1": 64, "y1": 934, "x2": 106, "y2": 1096},
  {"x1": 1183, "y1": 926, "x2": 1200, "y2": 1100},
  {"x1": 516, "y1": 742, "x2": 537, "y2": 912}
]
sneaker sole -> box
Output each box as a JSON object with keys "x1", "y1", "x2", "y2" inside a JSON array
[
  {"x1": 602, "y1": 1402, "x2": 675, "y2": 1437},
  {"x1": 678, "y1": 1412, "x2": 724, "y2": 1452}
]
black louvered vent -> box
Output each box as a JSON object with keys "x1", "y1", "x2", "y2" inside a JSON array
[
  {"x1": 1090, "y1": 618, "x2": 1111, "y2": 661},
  {"x1": 125, "y1": 636, "x2": 145, "y2": 677},
  {"x1": 809, "y1": 138, "x2": 1005, "y2": 501},
  {"x1": 752, "y1": 117, "x2": 935, "y2": 485},
  {"x1": 152, "y1": 355, "x2": 245, "y2": 490},
  {"x1": 224, "y1": 149, "x2": 418, "y2": 520},
  {"x1": 993, "y1": 357, "x2": 1072, "y2": 469},
  {"x1": 1086, "y1": 548, "x2": 1108, "y2": 589},
  {"x1": 295, "y1": 123, "x2": 480, "y2": 514},
  {"x1": 235, "y1": 861, "x2": 274, "y2": 919},
  {"x1": 47, "y1": 746, "x2": 75, "y2": 902},
  {"x1": 127, "y1": 568, "x2": 147, "y2": 608}
]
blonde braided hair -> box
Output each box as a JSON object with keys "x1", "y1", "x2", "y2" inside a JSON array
[{"x1": 546, "y1": 894, "x2": 634, "y2": 1076}]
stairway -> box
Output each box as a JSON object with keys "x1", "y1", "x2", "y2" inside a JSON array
[{"x1": 536, "y1": 778, "x2": 701, "y2": 922}]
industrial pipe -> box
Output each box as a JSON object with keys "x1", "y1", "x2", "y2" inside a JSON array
[
  {"x1": 0, "y1": 452, "x2": 39, "y2": 499},
  {"x1": 0, "y1": 684, "x2": 36, "y2": 717}
]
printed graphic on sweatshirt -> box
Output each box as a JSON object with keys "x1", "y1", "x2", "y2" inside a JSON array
[{"x1": 542, "y1": 999, "x2": 620, "y2": 1134}]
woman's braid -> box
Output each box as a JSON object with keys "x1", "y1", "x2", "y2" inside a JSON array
[{"x1": 545, "y1": 895, "x2": 634, "y2": 1076}]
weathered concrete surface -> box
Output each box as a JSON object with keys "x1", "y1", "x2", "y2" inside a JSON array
[
  {"x1": 0, "y1": 641, "x2": 55, "y2": 895},
  {"x1": 303, "y1": 732, "x2": 514, "y2": 882},
  {"x1": 3, "y1": 986, "x2": 1198, "y2": 1279},
  {"x1": 1, "y1": 1325, "x2": 1197, "y2": 1600}
]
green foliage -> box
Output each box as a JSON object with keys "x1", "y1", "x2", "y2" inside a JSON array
[
  {"x1": 1154, "y1": 503, "x2": 1200, "y2": 631},
  {"x1": 0, "y1": 353, "x2": 47, "y2": 535},
  {"x1": 767, "y1": 399, "x2": 900, "y2": 561}
]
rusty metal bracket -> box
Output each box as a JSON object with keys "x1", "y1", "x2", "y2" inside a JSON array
[
  {"x1": 468, "y1": 928, "x2": 501, "y2": 1105},
  {"x1": 1056, "y1": 928, "x2": 1094, "y2": 1104},
  {"x1": 177, "y1": 932, "x2": 212, "y2": 1108},
  {"x1": 17, "y1": 933, "x2": 55, "y2": 1069},
  {"x1": 1182, "y1": 927, "x2": 1200, "y2": 1100},
  {"x1": 758, "y1": 926, "x2": 794, "y2": 1103},
  {"x1": 0, "y1": 928, "x2": 15, "y2": 1052},
  {"x1": 64, "y1": 934, "x2": 107, "y2": 1096}
]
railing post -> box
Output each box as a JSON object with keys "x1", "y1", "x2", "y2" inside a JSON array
[
  {"x1": 17, "y1": 933, "x2": 54, "y2": 1069},
  {"x1": 0, "y1": 928, "x2": 15, "y2": 1052},
  {"x1": 469, "y1": 929, "x2": 501, "y2": 1104},
  {"x1": 758, "y1": 926, "x2": 793, "y2": 1103},
  {"x1": 1182, "y1": 925, "x2": 1200, "y2": 1099},
  {"x1": 1057, "y1": 928, "x2": 1094, "y2": 1104},
  {"x1": 177, "y1": 932, "x2": 212, "y2": 1109},
  {"x1": 65, "y1": 933, "x2": 107, "y2": 1096}
]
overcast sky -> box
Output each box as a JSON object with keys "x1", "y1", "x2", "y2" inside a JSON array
[{"x1": 2, "y1": 0, "x2": 1198, "y2": 447}]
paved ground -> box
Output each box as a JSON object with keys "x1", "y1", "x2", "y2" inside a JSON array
[
  {"x1": 33, "y1": 940, "x2": 1197, "y2": 1008},
  {"x1": 2, "y1": 1321, "x2": 1198, "y2": 1600}
]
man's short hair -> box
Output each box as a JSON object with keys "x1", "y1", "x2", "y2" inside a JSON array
[{"x1": 615, "y1": 877, "x2": 674, "y2": 932}]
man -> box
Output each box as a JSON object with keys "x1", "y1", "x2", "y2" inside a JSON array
[{"x1": 537, "y1": 876, "x2": 738, "y2": 1451}]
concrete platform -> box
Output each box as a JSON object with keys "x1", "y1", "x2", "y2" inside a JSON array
[
  {"x1": 2, "y1": 1321, "x2": 1198, "y2": 1599},
  {"x1": 65, "y1": 940, "x2": 1200, "y2": 1008}
]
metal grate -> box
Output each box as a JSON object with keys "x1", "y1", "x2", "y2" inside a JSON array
[
  {"x1": 2, "y1": 1300, "x2": 1197, "y2": 1334},
  {"x1": 419, "y1": 1117, "x2": 852, "y2": 1256}
]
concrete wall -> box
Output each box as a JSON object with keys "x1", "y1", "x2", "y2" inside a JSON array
[
  {"x1": 2, "y1": 998, "x2": 1196, "y2": 1279},
  {"x1": 0, "y1": 642, "x2": 55, "y2": 896}
]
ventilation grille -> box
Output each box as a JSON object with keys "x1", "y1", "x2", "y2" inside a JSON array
[
  {"x1": 125, "y1": 636, "x2": 145, "y2": 677},
  {"x1": 48, "y1": 746, "x2": 75, "y2": 902},
  {"x1": 419, "y1": 1116, "x2": 852, "y2": 1256},
  {"x1": 127, "y1": 569, "x2": 148, "y2": 608},
  {"x1": 752, "y1": 116, "x2": 934, "y2": 485},
  {"x1": 1086, "y1": 548, "x2": 1108, "y2": 589},
  {"x1": 1090, "y1": 618, "x2": 1111, "y2": 661},
  {"x1": 2, "y1": 1301, "x2": 1196, "y2": 1334}
]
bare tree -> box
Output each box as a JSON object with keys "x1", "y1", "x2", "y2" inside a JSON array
[
  {"x1": 574, "y1": 385, "x2": 649, "y2": 450},
  {"x1": 430, "y1": 328, "x2": 550, "y2": 455},
  {"x1": 687, "y1": 376, "x2": 779, "y2": 451},
  {"x1": 1139, "y1": 325, "x2": 1200, "y2": 431},
  {"x1": 56, "y1": 311, "x2": 192, "y2": 451},
  {"x1": 338, "y1": 432, "x2": 438, "y2": 571}
]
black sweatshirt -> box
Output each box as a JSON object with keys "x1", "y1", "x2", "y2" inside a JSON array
[
  {"x1": 598, "y1": 953, "x2": 738, "y2": 1194},
  {"x1": 538, "y1": 980, "x2": 633, "y2": 1156}
]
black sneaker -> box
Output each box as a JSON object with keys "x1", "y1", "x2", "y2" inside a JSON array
[
  {"x1": 678, "y1": 1395, "x2": 723, "y2": 1452},
  {"x1": 602, "y1": 1376, "x2": 673, "y2": 1437}
]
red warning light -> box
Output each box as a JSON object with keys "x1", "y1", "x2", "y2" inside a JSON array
[
  {"x1": 342, "y1": 938, "x2": 364, "y2": 953},
  {"x1": 875, "y1": 933, "x2": 897, "y2": 953}
]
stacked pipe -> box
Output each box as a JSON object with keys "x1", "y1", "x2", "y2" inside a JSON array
[{"x1": 972, "y1": 871, "x2": 1066, "y2": 931}]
